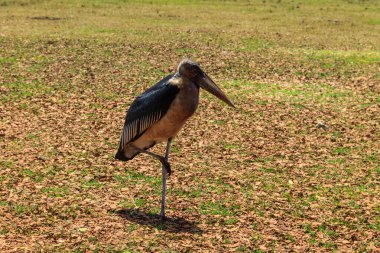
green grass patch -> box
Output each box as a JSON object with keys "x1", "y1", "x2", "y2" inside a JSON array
[
  {"x1": 200, "y1": 201, "x2": 239, "y2": 216},
  {"x1": 41, "y1": 186, "x2": 69, "y2": 197}
]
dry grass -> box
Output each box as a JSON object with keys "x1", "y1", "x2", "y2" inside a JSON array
[{"x1": 1, "y1": 0, "x2": 379, "y2": 252}]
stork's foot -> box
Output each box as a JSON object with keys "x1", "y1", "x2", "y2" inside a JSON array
[{"x1": 159, "y1": 158, "x2": 171, "y2": 176}]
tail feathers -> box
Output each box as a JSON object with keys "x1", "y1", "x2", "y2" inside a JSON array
[
  {"x1": 115, "y1": 141, "x2": 157, "y2": 162},
  {"x1": 115, "y1": 148, "x2": 141, "y2": 161},
  {"x1": 115, "y1": 148, "x2": 131, "y2": 161}
]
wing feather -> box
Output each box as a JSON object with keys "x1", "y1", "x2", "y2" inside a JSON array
[{"x1": 115, "y1": 74, "x2": 180, "y2": 161}]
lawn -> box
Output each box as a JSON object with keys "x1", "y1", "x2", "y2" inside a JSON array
[{"x1": 0, "y1": 0, "x2": 379, "y2": 252}]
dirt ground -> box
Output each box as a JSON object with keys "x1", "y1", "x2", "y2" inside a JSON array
[{"x1": 1, "y1": 0, "x2": 379, "y2": 252}]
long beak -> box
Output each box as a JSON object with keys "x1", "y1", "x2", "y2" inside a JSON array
[{"x1": 199, "y1": 73, "x2": 235, "y2": 108}]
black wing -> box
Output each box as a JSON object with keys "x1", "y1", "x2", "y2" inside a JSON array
[{"x1": 115, "y1": 74, "x2": 180, "y2": 160}]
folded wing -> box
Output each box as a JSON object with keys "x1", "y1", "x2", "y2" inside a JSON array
[{"x1": 115, "y1": 74, "x2": 180, "y2": 161}]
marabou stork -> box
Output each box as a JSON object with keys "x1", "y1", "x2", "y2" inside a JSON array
[{"x1": 115, "y1": 58, "x2": 235, "y2": 220}]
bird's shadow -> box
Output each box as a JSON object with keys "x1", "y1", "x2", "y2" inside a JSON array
[{"x1": 116, "y1": 208, "x2": 202, "y2": 234}]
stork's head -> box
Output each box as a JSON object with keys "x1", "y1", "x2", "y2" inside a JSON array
[{"x1": 177, "y1": 58, "x2": 235, "y2": 108}]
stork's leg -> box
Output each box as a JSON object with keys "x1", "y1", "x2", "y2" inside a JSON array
[
  {"x1": 130, "y1": 145, "x2": 171, "y2": 175},
  {"x1": 160, "y1": 138, "x2": 172, "y2": 220}
]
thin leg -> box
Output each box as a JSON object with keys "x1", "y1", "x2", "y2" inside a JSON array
[
  {"x1": 160, "y1": 138, "x2": 172, "y2": 220},
  {"x1": 131, "y1": 145, "x2": 171, "y2": 175}
]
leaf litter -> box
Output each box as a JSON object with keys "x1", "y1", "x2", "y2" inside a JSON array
[{"x1": 1, "y1": 1, "x2": 380, "y2": 252}]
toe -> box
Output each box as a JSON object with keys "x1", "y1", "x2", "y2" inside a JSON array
[{"x1": 164, "y1": 161, "x2": 171, "y2": 176}]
